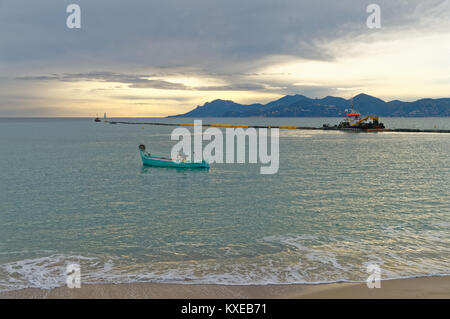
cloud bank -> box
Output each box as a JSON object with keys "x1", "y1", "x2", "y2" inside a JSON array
[{"x1": 0, "y1": 0, "x2": 449, "y2": 116}]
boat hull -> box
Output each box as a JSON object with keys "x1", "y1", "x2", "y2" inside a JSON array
[{"x1": 140, "y1": 151, "x2": 209, "y2": 169}]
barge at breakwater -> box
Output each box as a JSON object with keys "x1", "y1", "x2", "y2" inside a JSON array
[
  {"x1": 323, "y1": 104, "x2": 386, "y2": 132},
  {"x1": 97, "y1": 119, "x2": 450, "y2": 133},
  {"x1": 96, "y1": 107, "x2": 450, "y2": 133}
]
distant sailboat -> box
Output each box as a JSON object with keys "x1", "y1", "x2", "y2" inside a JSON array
[{"x1": 94, "y1": 113, "x2": 101, "y2": 122}]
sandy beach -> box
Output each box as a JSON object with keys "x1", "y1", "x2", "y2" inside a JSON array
[{"x1": 0, "y1": 276, "x2": 448, "y2": 299}]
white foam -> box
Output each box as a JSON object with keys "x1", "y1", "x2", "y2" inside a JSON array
[
  {"x1": 0, "y1": 254, "x2": 100, "y2": 291},
  {"x1": 1, "y1": 232, "x2": 449, "y2": 292}
]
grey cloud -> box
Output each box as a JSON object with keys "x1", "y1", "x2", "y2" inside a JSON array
[
  {"x1": 1, "y1": 0, "x2": 446, "y2": 74},
  {"x1": 112, "y1": 96, "x2": 192, "y2": 102},
  {"x1": 16, "y1": 75, "x2": 60, "y2": 81},
  {"x1": 128, "y1": 81, "x2": 188, "y2": 90},
  {"x1": 195, "y1": 83, "x2": 267, "y2": 91},
  {"x1": 16, "y1": 72, "x2": 189, "y2": 90},
  {"x1": 16, "y1": 71, "x2": 269, "y2": 91}
]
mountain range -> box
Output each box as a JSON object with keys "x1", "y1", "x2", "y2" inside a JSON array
[{"x1": 170, "y1": 93, "x2": 450, "y2": 117}]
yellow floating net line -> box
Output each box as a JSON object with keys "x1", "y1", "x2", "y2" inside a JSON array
[{"x1": 102, "y1": 120, "x2": 450, "y2": 133}]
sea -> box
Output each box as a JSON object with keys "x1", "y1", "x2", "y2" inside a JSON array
[{"x1": 0, "y1": 117, "x2": 449, "y2": 291}]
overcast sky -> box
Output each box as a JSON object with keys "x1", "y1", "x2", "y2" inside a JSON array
[{"x1": 0, "y1": 0, "x2": 449, "y2": 116}]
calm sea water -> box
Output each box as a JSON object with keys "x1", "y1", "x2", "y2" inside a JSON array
[{"x1": 0, "y1": 117, "x2": 449, "y2": 291}]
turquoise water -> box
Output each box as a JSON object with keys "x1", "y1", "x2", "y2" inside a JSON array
[{"x1": 0, "y1": 117, "x2": 449, "y2": 291}]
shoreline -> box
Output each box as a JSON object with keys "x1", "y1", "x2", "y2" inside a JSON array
[{"x1": 1, "y1": 276, "x2": 449, "y2": 299}]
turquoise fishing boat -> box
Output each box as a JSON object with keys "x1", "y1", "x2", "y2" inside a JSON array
[{"x1": 139, "y1": 145, "x2": 209, "y2": 169}]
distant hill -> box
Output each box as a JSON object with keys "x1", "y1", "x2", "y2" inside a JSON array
[
  {"x1": 170, "y1": 93, "x2": 450, "y2": 117},
  {"x1": 174, "y1": 99, "x2": 263, "y2": 117}
]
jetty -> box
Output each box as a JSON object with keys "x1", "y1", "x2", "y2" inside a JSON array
[{"x1": 99, "y1": 120, "x2": 450, "y2": 133}]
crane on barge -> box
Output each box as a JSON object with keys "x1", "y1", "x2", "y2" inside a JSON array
[{"x1": 324, "y1": 100, "x2": 385, "y2": 131}]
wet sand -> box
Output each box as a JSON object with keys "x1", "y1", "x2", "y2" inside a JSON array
[{"x1": 0, "y1": 276, "x2": 449, "y2": 299}]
